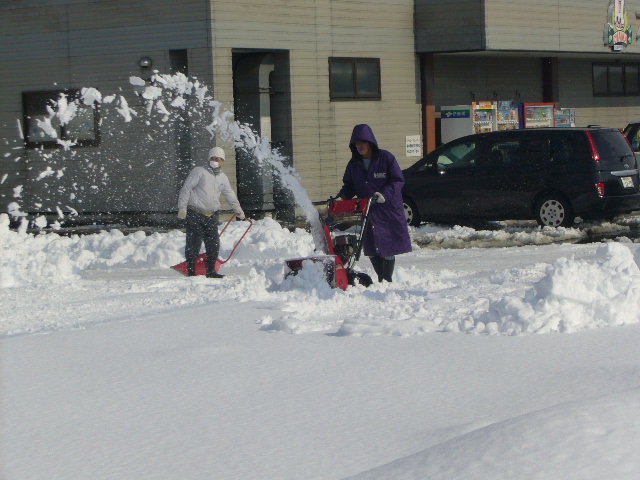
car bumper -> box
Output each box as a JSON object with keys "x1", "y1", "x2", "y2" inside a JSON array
[{"x1": 575, "y1": 192, "x2": 640, "y2": 218}]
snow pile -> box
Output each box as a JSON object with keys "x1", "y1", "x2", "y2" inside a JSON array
[
  {"x1": 477, "y1": 242, "x2": 640, "y2": 334},
  {"x1": 0, "y1": 214, "x2": 183, "y2": 287},
  {"x1": 0, "y1": 214, "x2": 312, "y2": 288},
  {"x1": 3, "y1": 212, "x2": 640, "y2": 479},
  {"x1": 348, "y1": 388, "x2": 640, "y2": 480},
  {"x1": 412, "y1": 222, "x2": 586, "y2": 249},
  {"x1": 3, "y1": 211, "x2": 640, "y2": 338},
  {"x1": 264, "y1": 240, "x2": 640, "y2": 337}
]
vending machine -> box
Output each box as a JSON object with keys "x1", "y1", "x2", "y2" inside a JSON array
[
  {"x1": 554, "y1": 107, "x2": 576, "y2": 128},
  {"x1": 494, "y1": 100, "x2": 520, "y2": 130},
  {"x1": 518, "y1": 103, "x2": 555, "y2": 128},
  {"x1": 441, "y1": 102, "x2": 509, "y2": 143},
  {"x1": 472, "y1": 101, "x2": 496, "y2": 134}
]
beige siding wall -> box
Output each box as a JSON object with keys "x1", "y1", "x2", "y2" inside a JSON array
[
  {"x1": 484, "y1": 0, "x2": 639, "y2": 54},
  {"x1": 418, "y1": 0, "x2": 640, "y2": 55},
  {"x1": 211, "y1": 0, "x2": 421, "y2": 202}
]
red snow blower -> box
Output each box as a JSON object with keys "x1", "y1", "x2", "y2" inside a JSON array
[
  {"x1": 171, "y1": 214, "x2": 253, "y2": 276},
  {"x1": 285, "y1": 198, "x2": 373, "y2": 290}
]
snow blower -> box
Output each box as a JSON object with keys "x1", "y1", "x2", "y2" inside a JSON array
[
  {"x1": 172, "y1": 214, "x2": 253, "y2": 276},
  {"x1": 285, "y1": 198, "x2": 374, "y2": 290}
]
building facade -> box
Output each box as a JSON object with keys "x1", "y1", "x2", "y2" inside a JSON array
[
  {"x1": 417, "y1": 0, "x2": 640, "y2": 151},
  {"x1": 1, "y1": 0, "x2": 639, "y2": 223}
]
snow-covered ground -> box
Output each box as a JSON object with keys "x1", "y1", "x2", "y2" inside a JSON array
[{"x1": 2, "y1": 213, "x2": 640, "y2": 479}]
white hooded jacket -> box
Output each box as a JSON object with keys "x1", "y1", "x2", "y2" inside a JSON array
[{"x1": 177, "y1": 164, "x2": 243, "y2": 215}]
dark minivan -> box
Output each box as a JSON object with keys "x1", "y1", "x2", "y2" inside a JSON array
[{"x1": 402, "y1": 128, "x2": 640, "y2": 227}]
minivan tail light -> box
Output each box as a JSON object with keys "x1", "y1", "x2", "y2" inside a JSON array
[
  {"x1": 585, "y1": 131, "x2": 601, "y2": 162},
  {"x1": 596, "y1": 182, "x2": 605, "y2": 197}
]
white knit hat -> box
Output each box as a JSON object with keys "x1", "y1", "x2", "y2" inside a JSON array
[{"x1": 208, "y1": 146, "x2": 226, "y2": 160}]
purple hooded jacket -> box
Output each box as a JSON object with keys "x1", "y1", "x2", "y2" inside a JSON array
[{"x1": 338, "y1": 124, "x2": 412, "y2": 258}]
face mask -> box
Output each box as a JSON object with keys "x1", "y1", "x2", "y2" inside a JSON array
[{"x1": 210, "y1": 161, "x2": 220, "y2": 169}]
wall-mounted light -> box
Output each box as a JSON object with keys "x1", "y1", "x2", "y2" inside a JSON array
[{"x1": 139, "y1": 57, "x2": 153, "y2": 69}]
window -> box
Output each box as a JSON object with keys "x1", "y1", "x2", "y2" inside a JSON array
[
  {"x1": 488, "y1": 140, "x2": 521, "y2": 167},
  {"x1": 23, "y1": 90, "x2": 100, "y2": 148},
  {"x1": 593, "y1": 63, "x2": 640, "y2": 96},
  {"x1": 329, "y1": 58, "x2": 380, "y2": 100},
  {"x1": 435, "y1": 141, "x2": 479, "y2": 171}
]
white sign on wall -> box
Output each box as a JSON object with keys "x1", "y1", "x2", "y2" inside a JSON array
[{"x1": 405, "y1": 135, "x2": 422, "y2": 157}]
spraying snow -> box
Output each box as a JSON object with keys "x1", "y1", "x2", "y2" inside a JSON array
[
  {"x1": 127, "y1": 72, "x2": 327, "y2": 251},
  {"x1": 5, "y1": 72, "x2": 328, "y2": 252}
]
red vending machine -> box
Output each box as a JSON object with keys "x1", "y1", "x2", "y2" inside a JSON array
[{"x1": 518, "y1": 103, "x2": 555, "y2": 128}]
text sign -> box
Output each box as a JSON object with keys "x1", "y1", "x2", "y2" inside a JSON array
[{"x1": 406, "y1": 135, "x2": 422, "y2": 157}]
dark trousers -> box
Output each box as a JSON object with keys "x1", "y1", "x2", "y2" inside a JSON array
[
  {"x1": 369, "y1": 255, "x2": 395, "y2": 282},
  {"x1": 185, "y1": 209, "x2": 219, "y2": 275}
]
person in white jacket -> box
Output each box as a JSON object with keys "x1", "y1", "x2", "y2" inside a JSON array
[{"x1": 177, "y1": 147, "x2": 245, "y2": 278}]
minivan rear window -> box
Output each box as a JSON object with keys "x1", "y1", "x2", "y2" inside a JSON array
[
  {"x1": 548, "y1": 132, "x2": 591, "y2": 163},
  {"x1": 590, "y1": 129, "x2": 634, "y2": 163}
]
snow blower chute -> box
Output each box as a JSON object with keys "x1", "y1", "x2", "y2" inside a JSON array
[{"x1": 285, "y1": 198, "x2": 373, "y2": 290}]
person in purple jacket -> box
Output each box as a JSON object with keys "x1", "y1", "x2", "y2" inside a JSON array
[{"x1": 336, "y1": 124, "x2": 412, "y2": 282}]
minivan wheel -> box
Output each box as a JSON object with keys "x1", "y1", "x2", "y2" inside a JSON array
[
  {"x1": 535, "y1": 195, "x2": 574, "y2": 227},
  {"x1": 403, "y1": 197, "x2": 421, "y2": 226}
]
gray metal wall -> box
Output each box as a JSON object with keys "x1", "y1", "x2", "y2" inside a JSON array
[
  {"x1": 415, "y1": 0, "x2": 485, "y2": 53},
  {"x1": 0, "y1": 0, "x2": 213, "y2": 215},
  {"x1": 433, "y1": 54, "x2": 640, "y2": 130}
]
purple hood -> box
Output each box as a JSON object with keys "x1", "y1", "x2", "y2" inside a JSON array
[{"x1": 349, "y1": 124, "x2": 380, "y2": 158}]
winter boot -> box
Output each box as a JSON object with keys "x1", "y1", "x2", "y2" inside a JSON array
[
  {"x1": 382, "y1": 258, "x2": 395, "y2": 282},
  {"x1": 205, "y1": 258, "x2": 224, "y2": 279},
  {"x1": 370, "y1": 256, "x2": 384, "y2": 282},
  {"x1": 187, "y1": 261, "x2": 197, "y2": 277}
]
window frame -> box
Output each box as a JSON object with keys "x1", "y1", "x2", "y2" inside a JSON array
[
  {"x1": 22, "y1": 89, "x2": 101, "y2": 149},
  {"x1": 329, "y1": 57, "x2": 381, "y2": 101},
  {"x1": 593, "y1": 62, "x2": 640, "y2": 97}
]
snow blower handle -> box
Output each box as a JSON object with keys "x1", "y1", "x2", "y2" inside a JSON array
[
  {"x1": 371, "y1": 192, "x2": 385, "y2": 204},
  {"x1": 327, "y1": 195, "x2": 342, "y2": 207}
]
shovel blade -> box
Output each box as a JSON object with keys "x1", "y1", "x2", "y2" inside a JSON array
[{"x1": 171, "y1": 254, "x2": 221, "y2": 276}]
